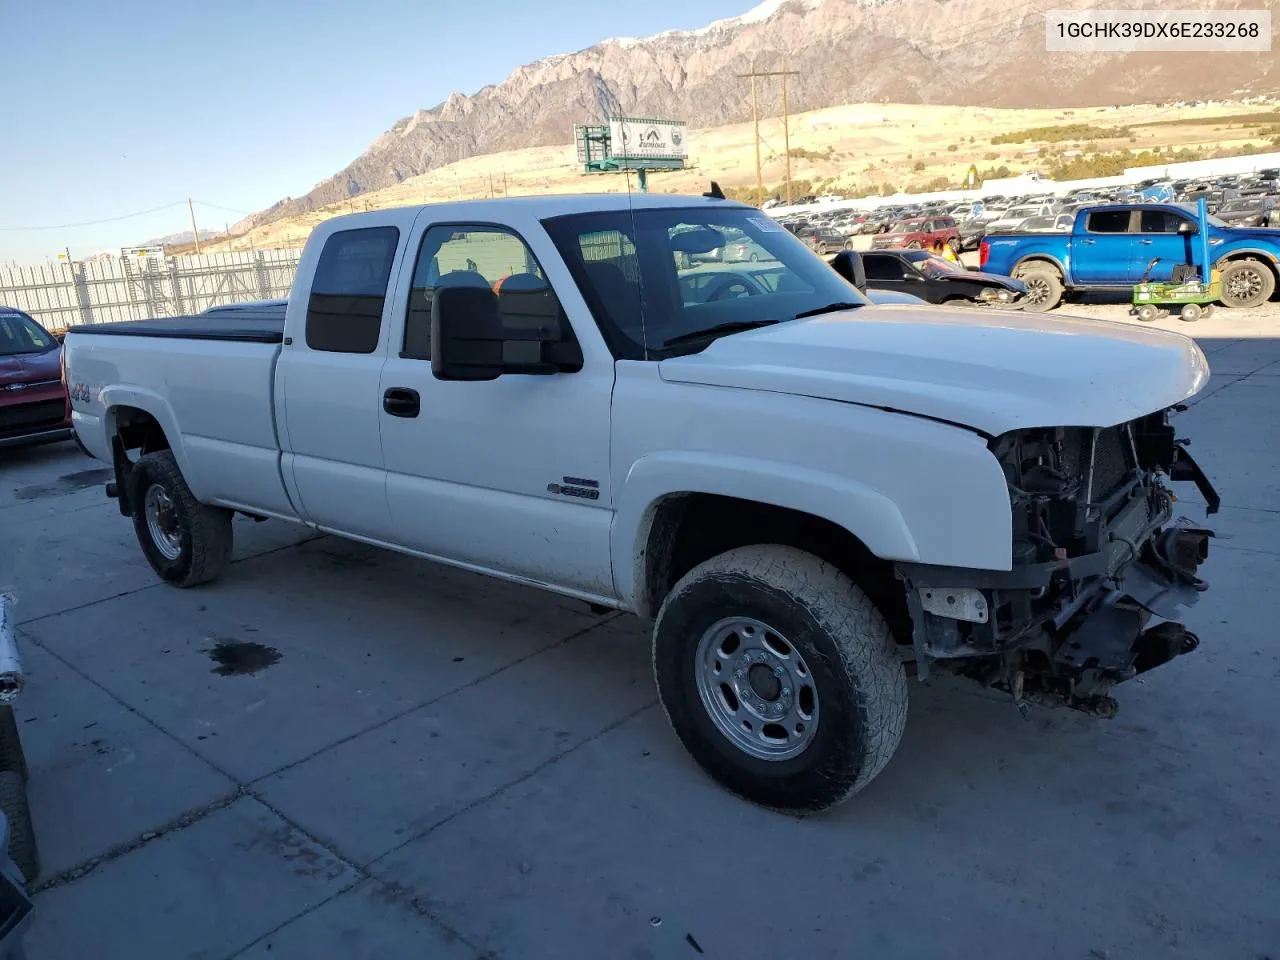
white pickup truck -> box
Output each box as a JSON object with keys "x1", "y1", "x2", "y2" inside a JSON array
[{"x1": 63, "y1": 192, "x2": 1220, "y2": 812}]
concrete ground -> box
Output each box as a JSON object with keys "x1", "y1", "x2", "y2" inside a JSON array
[{"x1": 2, "y1": 329, "x2": 1278, "y2": 959}]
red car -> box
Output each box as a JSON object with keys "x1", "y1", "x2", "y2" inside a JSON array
[
  {"x1": 870, "y1": 215, "x2": 960, "y2": 251},
  {"x1": 0, "y1": 307, "x2": 72, "y2": 450}
]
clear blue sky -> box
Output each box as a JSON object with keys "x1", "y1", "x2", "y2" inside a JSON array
[{"x1": 0, "y1": 0, "x2": 749, "y2": 264}]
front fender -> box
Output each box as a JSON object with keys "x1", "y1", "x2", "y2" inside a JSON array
[
  {"x1": 612, "y1": 453, "x2": 918, "y2": 611},
  {"x1": 611, "y1": 445, "x2": 1014, "y2": 612},
  {"x1": 1212, "y1": 243, "x2": 1280, "y2": 268}
]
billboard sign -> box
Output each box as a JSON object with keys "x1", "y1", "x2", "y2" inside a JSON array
[{"x1": 608, "y1": 117, "x2": 688, "y2": 161}]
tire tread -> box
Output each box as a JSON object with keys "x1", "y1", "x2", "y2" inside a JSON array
[{"x1": 654, "y1": 544, "x2": 908, "y2": 810}]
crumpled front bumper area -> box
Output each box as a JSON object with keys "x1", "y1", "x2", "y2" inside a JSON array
[
  {"x1": 1045, "y1": 520, "x2": 1212, "y2": 716},
  {"x1": 896, "y1": 429, "x2": 1219, "y2": 718}
]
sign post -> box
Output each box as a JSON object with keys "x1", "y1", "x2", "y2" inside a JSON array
[{"x1": 575, "y1": 117, "x2": 688, "y2": 192}]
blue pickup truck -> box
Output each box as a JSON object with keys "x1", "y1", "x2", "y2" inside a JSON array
[{"x1": 979, "y1": 203, "x2": 1280, "y2": 311}]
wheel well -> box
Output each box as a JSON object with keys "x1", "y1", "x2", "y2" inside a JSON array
[
  {"x1": 641, "y1": 493, "x2": 912, "y2": 645},
  {"x1": 1218, "y1": 253, "x2": 1279, "y2": 285},
  {"x1": 1012, "y1": 256, "x2": 1063, "y2": 279},
  {"x1": 113, "y1": 407, "x2": 170, "y2": 455}
]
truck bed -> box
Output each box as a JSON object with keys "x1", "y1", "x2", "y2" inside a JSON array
[{"x1": 66, "y1": 303, "x2": 285, "y2": 344}]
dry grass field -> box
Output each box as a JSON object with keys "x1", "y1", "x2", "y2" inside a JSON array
[{"x1": 195, "y1": 99, "x2": 1280, "y2": 254}]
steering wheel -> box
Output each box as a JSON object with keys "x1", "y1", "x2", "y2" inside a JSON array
[{"x1": 703, "y1": 275, "x2": 757, "y2": 302}]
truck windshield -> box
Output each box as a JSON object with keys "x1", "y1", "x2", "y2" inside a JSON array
[
  {"x1": 542, "y1": 206, "x2": 868, "y2": 359},
  {"x1": 0, "y1": 312, "x2": 56, "y2": 355}
]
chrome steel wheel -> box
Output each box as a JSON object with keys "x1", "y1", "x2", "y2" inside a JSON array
[
  {"x1": 694, "y1": 616, "x2": 818, "y2": 761},
  {"x1": 144, "y1": 483, "x2": 182, "y2": 561}
]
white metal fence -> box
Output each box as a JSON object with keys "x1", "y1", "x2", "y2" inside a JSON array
[{"x1": 0, "y1": 249, "x2": 303, "y2": 333}]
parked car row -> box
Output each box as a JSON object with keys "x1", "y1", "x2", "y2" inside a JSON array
[
  {"x1": 767, "y1": 168, "x2": 1280, "y2": 257},
  {"x1": 980, "y1": 201, "x2": 1280, "y2": 311}
]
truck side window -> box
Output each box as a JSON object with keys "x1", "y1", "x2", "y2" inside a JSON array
[
  {"x1": 1138, "y1": 210, "x2": 1188, "y2": 233},
  {"x1": 402, "y1": 224, "x2": 565, "y2": 362},
  {"x1": 1085, "y1": 210, "x2": 1131, "y2": 234},
  {"x1": 305, "y1": 226, "x2": 400, "y2": 354}
]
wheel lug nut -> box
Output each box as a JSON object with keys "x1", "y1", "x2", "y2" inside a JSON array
[{"x1": 782, "y1": 687, "x2": 791, "y2": 696}]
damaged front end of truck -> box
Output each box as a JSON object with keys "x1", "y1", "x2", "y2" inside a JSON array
[{"x1": 897, "y1": 406, "x2": 1219, "y2": 717}]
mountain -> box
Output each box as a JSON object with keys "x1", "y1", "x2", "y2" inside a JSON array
[
  {"x1": 239, "y1": 0, "x2": 1279, "y2": 229},
  {"x1": 142, "y1": 228, "x2": 219, "y2": 247}
]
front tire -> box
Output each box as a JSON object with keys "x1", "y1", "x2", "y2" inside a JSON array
[
  {"x1": 653, "y1": 545, "x2": 908, "y2": 812},
  {"x1": 1218, "y1": 259, "x2": 1275, "y2": 308},
  {"x1": 127, "y1": 451, "x2": 233, "y2": 587},
  {"x1": 0, "y1": 771, "x2": 37, "y2": 884}
]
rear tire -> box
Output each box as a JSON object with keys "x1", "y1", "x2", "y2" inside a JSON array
[
  {"x1": 1180, "y1": 303, "x2": 1202, "y2": 322},
  {"x1": 0, "y1": 771, "x2": 38, "y2": 884},
  {"x1": 1013, "y1": 264, "x2": 1064, "y2": 312},
  {"x1": 653, "y1": 545, "x2": 908, "y2": 813},
  {"x1": 127, "y1": 451, "x2": 233, "y2": 587},
  {"x1": 1136, "y1": 304, "x2": 1159, "y2": 323}
]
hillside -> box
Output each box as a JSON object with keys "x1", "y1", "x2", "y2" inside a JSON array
[
  {"x1": 200, "y1": 98, "x2": 1280, "y2": 254},
  {"x1": 235, "y1": 0, "x2": 1279, "y2": 232}
]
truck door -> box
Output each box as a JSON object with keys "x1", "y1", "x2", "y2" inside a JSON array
[
  {"x1": 376, "y1": 218, "x2": 616, "y2": 599},
  {"x1": 275, "y1": 218, "x2": 411, "y2": 542},
  {"x1": 1131, "y1": 208, "x2": 1201, "y2": 283},
  {"x1": 1070, "y1": 208, "x2": 1135, "y2": 284}
]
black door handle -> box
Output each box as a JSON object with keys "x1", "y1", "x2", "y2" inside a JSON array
[{"x1": 383, "y1": 387, "x2": 420, "y2": 418}]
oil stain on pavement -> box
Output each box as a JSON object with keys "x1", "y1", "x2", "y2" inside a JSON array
[
  {"x1": 205, "y1": 638, "x2": 282, "y2": 677},
  {"x1": 12, "y1": 467, "x2": 113, "y2": 502}
]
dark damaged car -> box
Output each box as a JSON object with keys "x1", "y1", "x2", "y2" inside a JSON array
[{"x1": 861, "y1": 249, "x2": 1027, "y2": 306}]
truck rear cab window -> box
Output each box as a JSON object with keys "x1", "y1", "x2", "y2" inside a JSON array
[
  {"x1": 1085, "y1": 210, "x2": 1131, "y2": 234},
  {"x1": 305, "y1": 226, "x2": 400, "y2": 354},
  {"x1": 401, "y1": 224, "x2": 569, "y2": 362}
]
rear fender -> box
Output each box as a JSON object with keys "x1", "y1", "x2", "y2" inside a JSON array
[{"x1": 100, "y1": 386, "x2": 201, "y2": 499}]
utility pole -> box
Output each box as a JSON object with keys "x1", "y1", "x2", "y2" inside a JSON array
[
  {"x1": 736, "y1": 66, "x2": 800, "y2": 207},
  {"x1": 782, "y1": 71, "x2": 793, "y2": 206},
  {"x1": 750, "y1": 65, "x2": 762, "y2": 206},
  {"x1": 187, "y1": 199, "x2": 201, "y2": 255}
]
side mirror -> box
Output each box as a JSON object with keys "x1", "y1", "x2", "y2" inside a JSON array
[
  {"x1": 1177, "y1": 220, "x2": 1197, "y2": 235},
  {"x1": 830, "y1": 249, "x2": 866, "y2": 291},
  {"x1": 430, "y1": 284, "x2": 581, "y2": 382}
]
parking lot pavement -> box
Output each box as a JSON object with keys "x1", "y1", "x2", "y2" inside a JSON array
[{"x1": 3, "y1": 335, "x2": 1279, "y2": 959}]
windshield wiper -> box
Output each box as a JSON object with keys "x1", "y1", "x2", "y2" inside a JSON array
[
  {"x1": 792, "y1": 301, "x2": 864, "y2": 320},
  {"x1": 662, "y1": 319, "x2": 782, "y2": 348}
]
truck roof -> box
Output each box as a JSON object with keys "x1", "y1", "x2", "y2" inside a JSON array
[{"x1": 322, "y1": 192, "x2": 751, "y2": 225}]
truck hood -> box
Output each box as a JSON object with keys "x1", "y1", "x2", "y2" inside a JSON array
[
  {"x1": 1216, "y1": 224, "x2": 1280, "y2": 240},
  {"x1": 658, "y1": 307, "x2": 1209, "y2": 435}
]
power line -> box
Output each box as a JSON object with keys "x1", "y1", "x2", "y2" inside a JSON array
[
  {"x1": 0, "y1": 198, "x2": 254, "y2": 233},
  {"x1": 0, "y1": 201, "x2": 187, "y2": 232},
  {"x1": 192, "y1": 200, "x2": 254, "y2": 216}
]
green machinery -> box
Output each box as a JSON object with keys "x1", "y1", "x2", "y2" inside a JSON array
[{"x1": 1130, "y1": 197, "x2": 1220, "y2": 323}]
